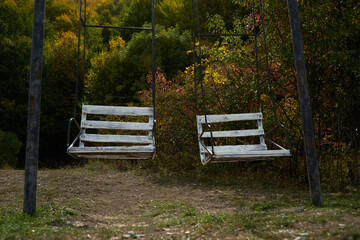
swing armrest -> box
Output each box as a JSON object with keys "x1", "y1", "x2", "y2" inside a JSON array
[
  {"x1": 67, "y1": 117, "x2": 81, "y2": 148},
  {"x1": 264, "y1": 124, "x2": 292, "y2": 152},
  {"x1": 199, "y1": 123, "x2": 215, "y2": 155}
]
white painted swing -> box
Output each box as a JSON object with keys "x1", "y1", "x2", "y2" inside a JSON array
[
  {"x1": 67, "y1": 0, "x2": 156, "y2": 160},
  {"x1": 196, "y1": 113, "x2": 291, "y2": 164},
  {"x1": 67, "y1": 104, "x2": 155, "y2": 160}
]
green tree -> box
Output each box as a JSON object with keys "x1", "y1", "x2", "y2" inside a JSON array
[
  {"x1": 0, "y1": 129, "x2": 22, "y2": 168},
  {"x1": 0, "y1": 0, "x2": 33, "y2": 162},
  {"x1": 86, "y1": 25, "x2": 191, "y2": 105},
  {"x1": 40, "y1": 31, "x2": 80, "y2": 165}
]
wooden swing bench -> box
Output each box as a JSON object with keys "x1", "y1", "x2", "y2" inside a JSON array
[
  {"x1": 67, "y1": 104, "x2": 155, "y2": 160},
  {"x1": 197, "y1": 112, "x2": 291, "y2": 164}
]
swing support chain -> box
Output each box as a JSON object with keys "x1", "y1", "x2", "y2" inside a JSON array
[
  {"x1": 67, "y1": 0, "x2": 83, "y2": 153},
  {"x1": 192, "y1": 0, "x2": 216, "y2": 156}
]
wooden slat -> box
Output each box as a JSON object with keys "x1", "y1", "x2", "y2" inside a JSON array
[
  {"x1": 68, "y1": 145, "x2": 155, "y2": 154},
  {"x1": 211, "y1": 157, "x2": 274, "y2": 163},
  {"x1": 201, "y1": 129, "x2": 264, "y2": 138},
  {"x1": 199, "y1": 149, "x2": 291, "y2": 164},
  {"x1": 70, "y1": 152, "x2": 154, "y2": 160},
  {"x1": 212, "y1": 149, "x2": 291, "y2": 158},
  {"x1": 82, "y1": 104, "x2": 153, "y2": 116},
  {"x1": 75, "y1": 154, "x2": 153, "y2": 160},
  {"x1": 200, "y1": 144, "x2": 267, "y2": 153},
  {"x1": 197, "y1": 112, "x2": 262, "y2": 123},
  {"x1": 80, "y1": 134, "x2": 153, "y2": 144},
  {"x1": 81, "y1": 120, "x2": 153, "y2": 130}
]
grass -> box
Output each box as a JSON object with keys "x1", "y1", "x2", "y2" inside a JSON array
[
  {"x1": 146, "y1": 198, "x2": 360, "y2": 238},
  {"x1": 145, "y1": 192, "x2": 360, "y2": 239},
  {"x1": 0, "y1": 203, "x2": 99, "y2": 239},
  {"x1": 0, "y1": 204, "x2": 125, "y2": 240},
  {"x1": 1, "y1": 162, "x2": 360, "y2": 239}
]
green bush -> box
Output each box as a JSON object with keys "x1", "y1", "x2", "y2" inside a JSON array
[
  {"x1": 139, "y1": 68, "x2": 199, "y2": 171},
  {"x1": 139, "y1": 62, "x2": 263, "y2": 171},
  {"x1": 0, "y1": 129, "x2": 22, "y2": 168}
]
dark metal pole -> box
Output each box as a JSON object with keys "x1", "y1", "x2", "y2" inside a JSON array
[
  {"x1": 24, "y1": 0, "x2": 46, "y2": 215},
  {"x1": 151, "y1": 0, "x2": 156, "y2": 119},
  {"x1": 287, "y1": 0, "x2": 323, "y2": 206}
]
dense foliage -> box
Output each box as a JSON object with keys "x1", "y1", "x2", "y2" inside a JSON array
[
  {"x1": 0, "y1": 0, "x2": 359, "y2": 187},
  {"x1": 0, "y1": 129, "x2": 22, "y2": 168}
]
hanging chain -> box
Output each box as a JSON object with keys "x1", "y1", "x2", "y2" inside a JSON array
[
  {"x1": 192, "y1": 0, "x2": 215, "y2": 155},
  {"x1": 258, "y1": 0, "x2": 279, "y2": 124},
  {"x1": 73, "y1": 0, "x2": 83, "y2": 118}
]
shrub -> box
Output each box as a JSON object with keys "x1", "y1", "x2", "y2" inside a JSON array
[
  {"x1": 0, "y1": 129, "x2": 22, "y2": 168},
  {"x1": 139, "y1": 63, "x2": 271, "y2": 171},
  {"x1": 139, "y1": 68, "x2": 199, "y2": 171},
  {"x1": 139, "y1": 64, "x2": 293, "y2": 174}
]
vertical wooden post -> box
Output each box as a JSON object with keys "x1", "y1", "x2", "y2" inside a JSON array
[
  {"x1": 24, "y1": 0, "x2": 46, "y2": 215},
  {"x1": 287, "y1": 0, "x2": 323, "y2": 206}
]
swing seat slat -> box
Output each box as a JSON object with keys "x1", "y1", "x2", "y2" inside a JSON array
[
  {"x1": 82, "y1": 104, "x2": 153, "y2": 116},
  {"x1": 200, "y1": 144, "x2": 267, "y2": 153},
  {"x1": 201, "y1": 129, "x2": 265, "y2": 138},
  {"x1": 197, "y1": 113, "x2": 262, "y2": 123},
  {"x1": 209, "y1": 149, "x2": 291, "y2": 162},
  {"x1": 80, "y1": 134, "x2": 153, "y2": 144},
  {"x1": 81, "y1": 120, "x2": 153, "y2": 130}
]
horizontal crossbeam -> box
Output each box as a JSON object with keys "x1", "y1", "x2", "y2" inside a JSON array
[{"x1": 85, "y1": 24, "x2": 152, "y2": 31}]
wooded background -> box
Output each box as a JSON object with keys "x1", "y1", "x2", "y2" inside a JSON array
[{"x1": 0, "y1": 0, "x2": 359, "y2": 187}]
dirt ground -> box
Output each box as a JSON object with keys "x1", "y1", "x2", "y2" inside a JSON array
[{"x1": 1, "y1": 164, "x2": 360, "y2": 239}]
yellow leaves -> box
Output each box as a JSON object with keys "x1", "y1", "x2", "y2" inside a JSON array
[
  {"x1": 215, "y1": 45, "x2": 232, "y2": 62},
  {"x1": 79, "y1": 0, "x2": 108, "y2": 19},
  {"x1": 85, "y1": 0, "x2": 107, "y2": 8},
  {"x1": 0, "y1": 99, "x2": 16, "y2": 108},
  {"x1": 4, "y1": 0, "x2": 16, "y2": 6},
  {"x1": 162, "y1": 0, "x2": 184, "y2": 8},
  {"x1": 184, "y1": 65, "x2": 194, "y2": 79},
  {"x1": 109, "y1": 36, "x2": 126, "y2": 52},
  {"x1": 89, "y1": 51, "x2": 108, "y2": 73},
  {"x1": 204, "y1": 65, "x2": 227, "y2": 85},
  {"x1": 50, "y1": 31, "x2": 77, "y2": 63},
  {"x1": 48, "y1": 31, "x2": 78, "y2": 82},
  {"x1": 54, "y1": 31, "x2": 77, "y2": 49},
  {"x1": 86, "y1": 50, "x2": 109, "y2": 93},
  {"x1": 55, "y1": 13, "x2": 72, "y2": 25},
  {"x1": 61, "y1": 31, "x2": 77, "y2": 40},
  {"x1": 53, "y1": 9, "x2": 77, "y2": 32}
]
